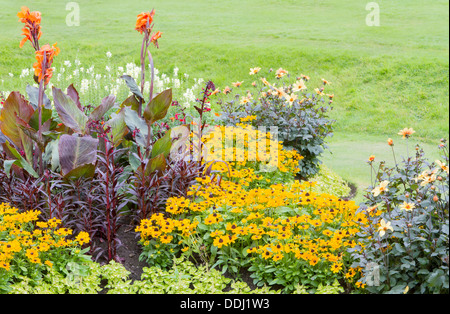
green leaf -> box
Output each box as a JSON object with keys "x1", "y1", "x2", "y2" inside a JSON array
[
  {"x1": 120, "y1": 95, "x2": 141, "y2": 112},
  {"x1": 210, "y1": 244, "x2": 218, "y2": 256},
  {"x1": 64, "y1": 163, "x2": 96, "y2": 180},
  {"x1": 4, "y1": 141, "x2": 39, "y2": 178},
  {"x1": 428, "y1": 269, "x2": 445, "y2": 288},
  {"x1": 105, "y1": 109, "x2": 128, "y2": 147},
  {"x1": 143, "y1": 89, "x2": 172, "y2": 124},
  {"x1": 387, "y1": 284, "x2": 408, "y2": 294},
  {"x1": 120, "y1": 75, "x2": 144, "y2": 101},
  {"x1": 143, "y1": 153, "x2": 167, "y2": 176},
  {"x1": 14, "y1": 115, "x2": 34, "y2": 163},
  {"x1": 89, "y1": 95, "x2": 116, "y2": 121},
  {"x1": 28, "y1": 107, "x2": 53, "y2": 131},
  {"x1": 151, "y1": 129, "x2": 172, "y2": 159},
  {"x1": 58, "y1": 134, "x2": 98, "y2": 176},
  {"x1": 66, "y1": 84, "x2": 83, "y2": 110},
  {"x1": 393, "y1": 242, "x2": 405, "y2": 253},
  {"x1": 129, "y1": 152, "x2": 141, "y2": 172},
  {"x1": 42, "y1": 139, "x2": 60, "y2": 171},
  {"x1": 3, "y1": 159, "x2": 17, "y2": 177},
  {"x1": 52, "y1": 86, "x2": 88, "y2": 134},
  {"x1": 26, "y1": 84, "x2": 52, "y2": 109},
  {"x1": 197, "y1": 222, "x2": 209, "y2": 231},
  {"x1": 0, "y1": 91, "x2": 34, "y2": 152},
  {"x1": 417, "y1": 269, "x2": 429, "y2": 275},
  {"x1": 123, "y1": 106, "x2": 148, "y2": 147}
]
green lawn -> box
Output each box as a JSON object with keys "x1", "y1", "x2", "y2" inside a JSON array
[{"x1": 0, "y1": 0, "x2": 448, "y2": 197}]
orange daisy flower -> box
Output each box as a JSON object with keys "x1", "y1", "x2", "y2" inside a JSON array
[
  {"x1": 398, "y1": 127, "x2": 415, "y2": 139},
  {"x1": 222, "y1": 86, "x2": 231, "y2": 94},
  {"x1": 387, "y1": 138, "x2": 394, "y2": 146}
]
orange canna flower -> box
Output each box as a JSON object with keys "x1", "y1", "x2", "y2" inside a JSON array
[
  {"x1": 17, "y1": 6, "x2": 41, "y2": 24},
  {"x1": 17, "y1": 6, "x2": 42, "y2": 50},
  {"x1": 150, "y1": 31, "x2": 162, "y2": 47},
  {"x1": 33, "y1": 43, "x2": 60, "y2": 85},
  {"x1": 135, "y1": 10, "x2": 155, "y2": 34}
]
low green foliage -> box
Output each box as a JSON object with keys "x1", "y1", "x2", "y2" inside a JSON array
[
  {"x1": 293, "y1": 279, "x2": 344, "y2": 294},
  {"x1": 309, "y1": 164, "x2": 351, "y2": 198}
]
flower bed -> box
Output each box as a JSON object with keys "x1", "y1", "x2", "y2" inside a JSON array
[{"x1": 0, "y1": 5, "x2": 448, "y2": 295}]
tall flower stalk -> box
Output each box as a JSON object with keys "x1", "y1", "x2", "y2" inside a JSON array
[
  {"x1": 135, "y1": 9, "x2": 162, "y2": 117},
  {"x1": 18, "y1": 6, "x2": 59, "y2": 175}
]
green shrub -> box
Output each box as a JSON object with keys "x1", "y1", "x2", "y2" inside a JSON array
[{"x1": 215, "y1": 70, "x2": 334, "y2": 179}]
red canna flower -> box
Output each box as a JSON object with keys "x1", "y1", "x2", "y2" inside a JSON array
[
  {"x1": 135, "y1": 10, "x2": 155, "y2": 34},
  {"x1": 17, "y1": 6, "x2": 42, "y2": 50},
  {"x1": 33, "y1": 43, "x2": 60, "y2": 85}
]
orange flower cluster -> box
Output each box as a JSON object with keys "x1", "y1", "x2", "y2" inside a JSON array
[
  {"x1": 135, "y1": 10, "x2": 155, "y2": 34},
  {"x1": 33, "y1": 43, "x2": 60, "y2": 85},
  {"x1": 135, "y1": 10, "x2": 162, "y2": 48},
  {"x1": 17, "y1": 6, "x2": 42, "y2": 49}
]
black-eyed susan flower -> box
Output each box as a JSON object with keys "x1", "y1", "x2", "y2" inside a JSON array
[
  {"x1": 213, "y1": 236, "x2": 229, "y2": 248},
  {"x1": 272, "y1": 253, "x2": 284, "y2": 262},
  {"x1": 330, "y1": 262, "x2": 343, "y2": 273}
]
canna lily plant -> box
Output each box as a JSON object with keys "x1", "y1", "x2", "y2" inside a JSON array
[
  {"x1": 1, "y1": 6, "x2": 59, "y2": 178},
  {"x1": 119, "y1": 9, "x2": 182, "y2": 179},
  {"x1": 0, "y1": 6, "x2": 178, "y2": 182},
  {"x1": 0, "y1": 5, "x2": 196, "y2": 263},
  {"x1": 0, "y1": 7, "x2": 120, "y2": 180}
]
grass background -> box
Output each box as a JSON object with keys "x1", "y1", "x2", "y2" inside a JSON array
[{"x1": 0, "y1": 0, "x2": 448, "y2": 202}]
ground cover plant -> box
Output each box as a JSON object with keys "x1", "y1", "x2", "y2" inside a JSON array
[{"x1": 0, "y1": 3, "x2": 448, "y2": 295}]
